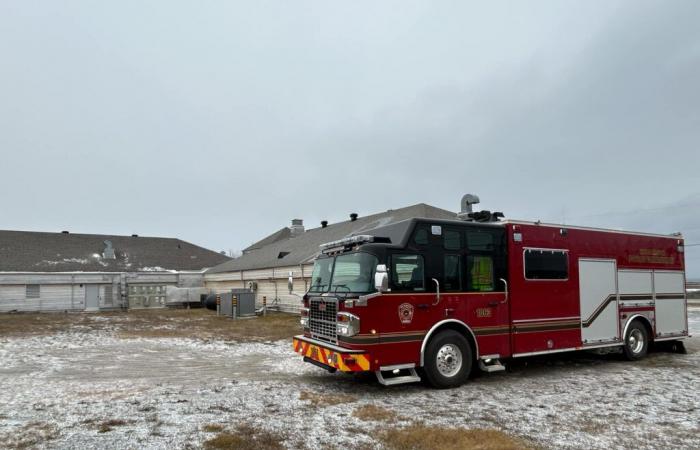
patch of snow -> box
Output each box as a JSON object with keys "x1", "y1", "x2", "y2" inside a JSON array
[
  {"x1": 0, "y1": 312, "x2": 698, "y2": 449},
  {"x1": 138, "y1": 267, "x2": 176, "y2": 273}
]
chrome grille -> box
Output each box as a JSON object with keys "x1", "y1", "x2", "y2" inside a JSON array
[{"x1": 309, "y1": 297, "x2": 338, "y2": 344}]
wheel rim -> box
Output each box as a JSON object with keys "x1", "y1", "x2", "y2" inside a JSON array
[
  {"x1": 628, "y1": 329, "x2": 645, "y2": 354},
  {"x1": 436, "y1": 344, "x2": 463, "y2": 377}
]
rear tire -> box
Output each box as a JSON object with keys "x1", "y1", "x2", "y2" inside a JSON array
[
  {"x1": 623, "y1": 320, "x2": 649, "y2": 361},
  {"x1": 423, "y1": 330, "x2": 472, "y2": 389}
]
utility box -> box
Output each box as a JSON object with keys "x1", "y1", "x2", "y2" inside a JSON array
[
  {"x1": 219, "y1": 289, "x2": 256, "y2": 318},
  {"x1": 128, "y1": 284, "x2": 167, "y2": 309}
]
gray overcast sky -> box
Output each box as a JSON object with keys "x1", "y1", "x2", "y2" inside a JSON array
[{"x1": 1, "y1": 1, "x2": 699, "y2": 277}]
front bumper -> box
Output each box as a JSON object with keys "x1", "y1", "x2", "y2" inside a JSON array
[{"x1": 293, "y1": 335, "x2": 371, "y2": 372}]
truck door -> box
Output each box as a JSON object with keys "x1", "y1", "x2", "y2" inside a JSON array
[{"x1": 463, "y1": 227, "x2": 510, "y2": 357}]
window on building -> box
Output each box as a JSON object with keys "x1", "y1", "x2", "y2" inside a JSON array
[
  {"x1": 467, "y1": 255, "x2": 494, "y2": 291},
  {"x1": 444, "y1": 255, "x2": 462, "y2": 291},
  {"x1": 104, "y1": 285, "x2": 113, "y2": 302},
  {"x1": 524, "y1": 249, "x2": 568, "y2": 280},
  {"x1": 26, "y1": 285, "x2": 40, "y2": 299},
  {"x1": 391, "y1": 254, "x2": 425, "y2": 291}
]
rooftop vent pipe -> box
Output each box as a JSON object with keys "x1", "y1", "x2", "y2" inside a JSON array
[
  {"x1": 290, "y1": 219, "x2": 305, "y2": 237},
  {"x1": 132, "y1": 234, "x2": 138, "y2": 237},
  {"x1": 321, "y1": 220, "x2": 328, "y2": 228},
  {"x1": 350, "y1": 213, "x2": 358, "y2": 222},
  {"x1": 458, "y1": 194, "x2": 480, "y2": 219},
  {"x1": 103, "y1": 240, "x2": 116, "y2": 259},
  {"x1": 457, "y1": 193, "x2": 504, "y2": 222},
  {"x1": 61, "y1": 231, "x2": 69, "y2": 234}
]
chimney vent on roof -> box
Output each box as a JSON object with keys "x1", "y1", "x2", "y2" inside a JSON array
[
  {"x1": 132, "y1": 234, "x2": 138, "y2": 237},
  {"x1": 321, "y1": 220, "x2": 328, "y2": 228},
  {"x1": 61, "y1": 231, "x2": 69, "y2": 234},
  {"x1": 290, "y1": 219, "x2": 305, "y2": 237},
  {"x1": 103, "y1": 240, "x2": 116, "y2": 259},
  {"x1": 350, "y1": 213, "x2": 358, "y2": 222}
]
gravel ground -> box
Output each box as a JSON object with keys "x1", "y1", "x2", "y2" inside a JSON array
[{"x1": 0, "y1": 310, "x2": 698, "y2": 449}]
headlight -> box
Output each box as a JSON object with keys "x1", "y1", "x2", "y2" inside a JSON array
[
  {"x1": 300, "y1": 307, "x2": 309, "y2": 328},
  {"x1": 336, "y1": 312, "x2": 360, "y2": 337}
]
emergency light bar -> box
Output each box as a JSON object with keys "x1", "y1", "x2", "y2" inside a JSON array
[{"x1": 319, "y1": 235, "x2": 375, "y2": 252}]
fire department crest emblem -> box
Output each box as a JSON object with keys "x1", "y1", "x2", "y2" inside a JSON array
[{"x1": 398, "y1": 303, "x2": 414, "y2": 324}]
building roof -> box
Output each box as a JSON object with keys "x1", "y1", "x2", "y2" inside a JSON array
[
  {"x1": 207, "y1": 203, "x2": 457, "y2": 274},
  {"x1": 243, "y1": 227, "x2": 292, "y2": 253},
  {"x1": 0, "y1": 230, "x2": 231, "y2": 273}
]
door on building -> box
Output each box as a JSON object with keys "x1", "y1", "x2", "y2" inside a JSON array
[{"x1": 85, "y1": 285, "x2": 100, "y2": 311}]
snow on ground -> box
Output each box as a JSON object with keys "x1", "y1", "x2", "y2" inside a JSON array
[{"x1": 1, "y1": 311, "x2": 699, "y2": 449}]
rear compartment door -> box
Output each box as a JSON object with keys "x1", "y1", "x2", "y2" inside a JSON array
[
  {"x1": 579, "y1": 259, "x2": 619, "y2": 345},
  {"x1": 653, "y1": 271, "x2": 687, "y2": 337}
]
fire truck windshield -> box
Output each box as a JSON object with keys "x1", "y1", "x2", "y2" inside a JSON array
[{"x1": 309, "y1": 252, "x2": 378, "y2": 294}]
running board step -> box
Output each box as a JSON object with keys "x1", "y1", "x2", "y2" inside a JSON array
[
  {"x1": 478, "y1": 359, "x2": 506, "y2": 373},
  {"x1": 375, "y1": 368, "x2": 421, "y2": 386}
]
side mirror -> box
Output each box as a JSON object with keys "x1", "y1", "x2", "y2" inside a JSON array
[
  {"x1": 374, "y1": 264, "x2": 389, "y2": 292},
  {"x1": 288, "y1": 272, "x2": 294, "y2": 294}
]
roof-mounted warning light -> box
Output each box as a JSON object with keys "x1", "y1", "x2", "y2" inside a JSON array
[{"x1": 320, "y1": 235, "x2": 375, "y2": 253}]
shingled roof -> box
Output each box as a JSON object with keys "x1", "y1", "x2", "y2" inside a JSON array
[
  {"x1": 0, "y1": 230, "x2": 231, "y2": 273},
  {"x1": 207, "y1": 203, "x2": 457, "y2": 274}
]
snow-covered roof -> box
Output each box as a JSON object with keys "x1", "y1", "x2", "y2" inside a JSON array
[{"x1": 0, "y1": 230, "x2": 230, "y2": 273}]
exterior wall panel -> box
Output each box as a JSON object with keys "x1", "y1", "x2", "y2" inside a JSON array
[{"x1": 0, "y1": 285, "x2": 31, "y2": 312}]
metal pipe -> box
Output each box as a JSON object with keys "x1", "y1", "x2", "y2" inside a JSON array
[{"x1": 432, "y1": 278, "x2": 440, "y2": 306}]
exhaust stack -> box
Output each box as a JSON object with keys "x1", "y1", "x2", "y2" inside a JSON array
[
  {"x1": 457, "y1": 193, "x2": 504, "y2": 222},
  {"x1": 457, "y1": 194, "x2": 480, "y2": 220}
]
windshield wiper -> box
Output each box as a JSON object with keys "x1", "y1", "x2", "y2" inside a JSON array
[{"x1": 333, "y1": 284, "x2": 351, "y2": 300}]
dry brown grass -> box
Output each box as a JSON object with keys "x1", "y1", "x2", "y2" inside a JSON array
[
  {"x1": 352, "y1": 404, "x2": 397, "y2": 422},
  {"x1": 0, "y1": 309, "x2": 300, "y2": 342},
  {"x1": 3, "y1": 422, "x2": 59, "y2": 449},
  {"x1": 299, "y1": 390, "x2": 357, "y2": 407},
  {"x1": 97, "y1": 419, "x2": 129, "y2": 433},
  {"x1": 203, "y1": 424, "x2": 285, "y2": 450},
  {"x1": 203, "y1": 424, "x2": 225, "y2": 433},
  {"x1": 380, "y1": 424, "x2": 532, "y2": 450}
]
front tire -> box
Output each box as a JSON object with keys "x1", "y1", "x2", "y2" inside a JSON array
[
  {"x1": 423, "y1": 330, "x2": 472, "y2": 388},
  {"x1": 623, "y1": 320, "x2": 649, "y2": 360}
]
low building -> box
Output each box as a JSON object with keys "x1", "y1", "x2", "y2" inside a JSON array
[
  {"x1": 0, "y1": 230, "x2": 230, "y2": 312},
  {"x1": 204, "y1": 203, "x2": 457, "y2": 312},
  {"x1": 688, "y1": 280, "x2": 700, "y2": 303}
]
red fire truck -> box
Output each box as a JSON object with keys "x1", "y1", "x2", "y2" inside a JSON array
[{"x1": 293, "y1": 196, "x2": 688, "y2": 388}]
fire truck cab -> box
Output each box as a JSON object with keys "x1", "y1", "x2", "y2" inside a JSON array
[{"x1": 293, "y1": 198, "x2": 688, "y2": 388}]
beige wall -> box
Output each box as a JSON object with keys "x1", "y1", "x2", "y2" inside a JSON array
[{"x1": 204, "y1": 264, "x2": 313, "y2": 313}]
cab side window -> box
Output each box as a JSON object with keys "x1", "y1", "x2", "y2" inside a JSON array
[
  {"x1": 390, "y1": 254, "x2": 425, "y2": 292},
  {"x1": 467, "y1": 255, "x2": 494, "y2": 291},
  {"x1": 443, "y1": 254, "x2": 462, "y2": 291},
  {"x1": 412, "y1": 225, "x2": 429, "y2": 246},
  {"x1": 466, "y1": 230, "x2": 497, "y2": 292},
  {"x1": 444, "y1": 229, "x2": 461, "y2": 250}
]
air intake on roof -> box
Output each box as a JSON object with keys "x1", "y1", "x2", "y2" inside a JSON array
[{"x1": 290, "y1": 219, "x2": 305, "y2": 237}]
